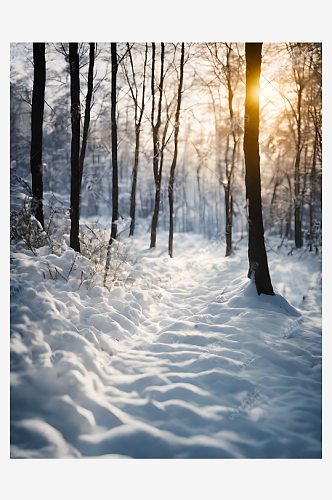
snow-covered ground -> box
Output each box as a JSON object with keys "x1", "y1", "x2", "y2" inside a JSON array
[{"x1": 10, "y1": 193, "x2": 322, "y2": 459}]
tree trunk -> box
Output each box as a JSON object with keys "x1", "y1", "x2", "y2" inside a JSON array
[
  {"x1": 294, "y1": 87, "x2": 303, "y2": 248},
  {"x1": 168, "y1": 43, "x2": 185, "y2": 258},
  {"x1": 244, "y1": 43, "x2": 274, "y2": 296},
  {"x1": 111, "y1": 42, "x2": 118, "y2": 242},
  {"x1": 129, "y1": 43, "x2": 148, "y2": 236},
  {"x1": 224, "y1": 44, "x2": 238, "y2": 257},
  {"x1": 69, "y1": 43, "x2": 80, "y2": 252},
  {"x1": 309, "y1": 127, "x2": 318, "y2": 251},
  {"x1": 104, "y1": 43, "x2": 118, "y2": 286},
  {"x1": 31, "y1": 42, "x2": 46, "y2": 229},
  {"x1": 150, "y1": 147, "x2": 161, "y2": 248},
  {"x1": 284, "y1": 170, "x2": 293, "y2": 239},
  {"x1": 79, "y1": 43, "x2": 95, "y2": 194},
  {"x1": 150, "y1": 43, "x2": 165, "y2": 248},
  {"x1": 225, "y1": 184, "x2": 231, "y2": 256},
  {"x1": 129, "y1": 133, "x2": 140, "y2": 236}
]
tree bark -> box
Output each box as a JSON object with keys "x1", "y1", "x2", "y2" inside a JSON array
[
  {"x1": 244, "y1": 43, "x2": 274, "y2": 296},
  {"x1": 111, "y1": 42, "x2": 118, "y2": 243},
  {"x1": 225, "y1": 138, "x2": 238, "y2": 256},
  {"x1": 31, "y1": 42, "x2": 46, "y2": 229},
  {"x1": 309, "y1": 127, "x2": 318, "y2": 251},
  {"x1": 150, "y1": 43, "x2": 165, "y2": 248},
  {"x1": 285, "y1": 170, "x2": 292, "y2": 239},
  {"x1": 130, "y1": 133, "x2": 140, "y2": 236},
  {"x1": 224, "y1": 45, "x2": 236, "y2": 256},
  {"x1": 69, "y1": 43, "x2": 81, "y2": 252},
  {"x1": 79, "y1": 43, "x2": 95, "y2": 194},
  {"x1": 104, "y1": 42, "x2": 118, "y2": 286},
  {"x1": 225, "y1": 185, "x2": 232, "y2": 255},
  {"x1": 168, "y1": 43, "x2": 185, "y2": 258},
  {"x1": 294, "y1": 86, "x2": 303, "y2": 248},
  {"x1": 129, "y1": 43, "x2": 148, "y2": 236}
]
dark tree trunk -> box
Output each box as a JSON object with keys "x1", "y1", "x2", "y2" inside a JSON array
[
  {"x1": 294, "y1": 87, "x2": 303, "y2": 248},
  {"x1": 225, "y1": 139, "x2": 238, "y2": 256},
  {"x1": 244, "y1": 43, "x2": 274, "y2": 296},
  {"x1": 129, "y1": 134, "x2": 140, "y2": 236},
  {"x1": 79, "y1": 43, "x2": 95, "y2": 194},
  {"x1": 69, "y1": 43, "x2": 81, "y2": 252},
  {"x1": 129, "y1": 43, "x2": 148, "y2": 236},
  {"x1": 224, "y1": 134, "x2": 231, "y2": 255},
  {"x1": 225, "y1": 184, "x2": 231, "y2": 255},
  {"x1": 284, "y1": 170, "x2": 293, "y2": 239},
  {"x1": 224, "y1": 47, "x2": 236, "y2": 257},
  {"x1": 150, "y1": 43, "x2": 165, "y2": 248},
  {"x1": 309, "y1": 127, "x2": 318, "y2": 251},
  {"x1": 104, "y1": 42, "x2": 118, "y2": 286},
  {"x1": 168, "y1": 43, "x2": 185, "y2": 258},
  {"x1": 31, "y1": 42, "x2": 46, "y2": 229},
  {"x1": 111, "y1": 42, "x2": 118, "y2": 243}
]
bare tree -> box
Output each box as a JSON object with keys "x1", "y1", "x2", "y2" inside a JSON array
[
  {"x1": 31, "y1": 43, "x2": 46, "y2": 229},
  {"x1": 69, "y1": 43, "x2": 81, "y2": 252},
  {"x1": 223, "y1": 43, "x2": 240, "y2": 256},
  {"x1": 305, "y1": 44, "x2": 322, "y2": 253},
  {"x1": 66, "y1": 43, "x2": 97, "y2": 251},
  {"x1": 285, "y1": 43, "x2": 312, "y2": 248},
  {"x1": 290, "y1": 44, "x2": 304, "y2": 248},
  {"x1": 104, "y1": 42, "x2": 118, "y2": 286},
  {"x1": 122, "y1": 43, "x2": 148, "y2": 236},
  {"x1": 168, "y1": 43, "x2": 185, "y2": 258},
  {"x1": 204, "y1": 43, "x2": 244, "y2": 256},
  {"x1": 244, "y1": 43, "x2": 274, "y2": 296},
  {"x1": 79, "y1": 43, "x2": 95, "y2": 194},
  {"x1": 150, "y1": 43, "x2": 165, "y2": 248}
]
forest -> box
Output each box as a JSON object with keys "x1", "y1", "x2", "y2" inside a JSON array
[{"x1": 10, "y1": 42, "x2": 322, "y2": 460}]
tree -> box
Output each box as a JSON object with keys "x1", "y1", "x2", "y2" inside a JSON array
[
  {"x1": 67, "y1": 43, "x2": 96, "y2": 251},
  {"x1": 31, "y1": 42, "x2": 46, "y2": 229},
  {"x1": 168, "y1": 43, "x2": 185, "y2": 258},
  {"x1": 150, "y1": 43, "x2": 165, "y2": 248},
  {"x1": 203, "y1": 43, "x2": 244, "y2": 256},
  {"x1": 309, "y1": 78, "x2": 321, "y2": 252},
  {"x1": 222, "y1": 43, "x2": 241, "y2": 256},
  {"x1": 244, "y1": 43, "x2": 274, "y2": 296},
  {"x1": 282, "y1": 43, "x2": 317, "y2": 248},
  {"x1": 79, "y1": 43, "x2": 95, "y2": 194},
  {"x1": 307, "y1": 44, "x2": 322, "y2": 252},
  {"x1": 69, "y1": 43, "x2": 81, "y2": 252},
  {"x1": 123, "y1": 43, "x2": 148, "y2": 236},
  {"x1": 287, "y1": 43, "x2": 305, "y2": 248},
  {"x1": 104, "y1": 42, "x2": 118, "y2": 286}
]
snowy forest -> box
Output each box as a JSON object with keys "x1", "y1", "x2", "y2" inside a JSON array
[{"x1": 10, "y1": 42, "x2": 322, "y2": 460}]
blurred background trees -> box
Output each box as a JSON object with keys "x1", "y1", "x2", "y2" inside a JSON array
[{"x1": 10, "y1": 42, "x2": 322, "y2": 257}]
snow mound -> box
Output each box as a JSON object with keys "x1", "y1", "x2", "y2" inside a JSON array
[{"x1": 227, "y1": 278, "x2": 302, "y2": 317}]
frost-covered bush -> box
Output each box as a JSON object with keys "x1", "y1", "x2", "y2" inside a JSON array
[
  {"x1": 80, "y1": 222, "x2": 133, "y2": 291},
  {"x1": 10, "y1": 197, "x2": 47, "y2": 254},
  {"x1": 11, "y1": 169, "x2": 71, "y2": 255}
]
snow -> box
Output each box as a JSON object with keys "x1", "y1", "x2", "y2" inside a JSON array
[{"x1": 10, "y1": 199, "x2": 322, "y2": 459}]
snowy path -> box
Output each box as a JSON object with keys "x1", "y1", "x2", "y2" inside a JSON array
[{"x1": 10, "y1": 229, "x2": 322, "y2": 458}]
